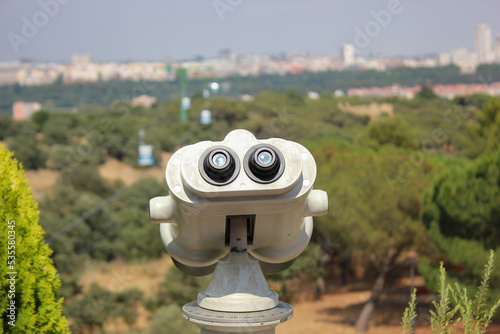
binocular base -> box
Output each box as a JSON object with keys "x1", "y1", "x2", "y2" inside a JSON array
[
  {"x1": 182, "y1": 301, "x2": 293, "y2": 333},
  {"x1": 182, "y1": 216, "x2": 293, "y2": 333}
]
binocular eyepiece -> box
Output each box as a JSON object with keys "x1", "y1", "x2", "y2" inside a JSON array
[
  {"x1": 199, "y1": 146, "x2": 240, "y2": 186},
  {"x1": 200, "y1": 144, "x2": 285, "y2": 185}
]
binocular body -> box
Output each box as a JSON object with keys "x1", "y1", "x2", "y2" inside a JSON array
[{"x1": 150, "y1": 130, "x2": 328, "y2": 275}]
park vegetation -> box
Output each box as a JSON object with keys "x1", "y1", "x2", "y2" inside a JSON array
[{"x1": 1, "y1": 68, "x2": 500, "y2": 332}]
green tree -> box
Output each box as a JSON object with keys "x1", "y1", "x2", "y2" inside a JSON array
[
  {"x1": 209, "y1": 97, "x2": 247, "y2": 126},
  {"x1": 0, "y1": 116, "x2": 14, "y2": 140},
  {"x1": 64, "y1": 284, "x2": 110, "y2": 333},
  {"x1": 31, "y1": 110, "x2": 51, "y2": 131},
  {"x1": 49, "y1": 143, "x2": 104, "y2": 172},
  {"x1": 6, "y1": 120, "x2": 47, "y2": 170},
  {"x1": 420, "y1": 150, "x2": 500, "y2": 303},
  {"x1": 42, "y1": 114, "x2": 77, "y2": 145},
  {"x1": 60, "y1": 163, "x2": 113, "y2": 197},
  {"x1": 64, "y1": 283, "x2": 143, "y2": 333},
  {"x1": 108, "y1": 177, "x2": 166, "y2": 260},
  {"x1": 356, "y1": 115, "x2": 418, "y2": 150},
  {"x1": 114, "y1": 207, "x2": 164, "y2": 260},
  {"x1": 39, "y1": 185, "x2": 119, "y2": 272},
  {"x1": 416, "y1": 86, "x2": 438, "y2": 99},
  {"x1": 0, "y1": 146, "x2": 70, "y2": 333},
  {"x1": 465, "y1": 96, "x2": 500, "y2": 158},
  {"x1": 7, "y1": 135, "x2": 47, "y2": 170},
  {"x1": 308, "y1": 137, "x2": 445, "y2": 333}
]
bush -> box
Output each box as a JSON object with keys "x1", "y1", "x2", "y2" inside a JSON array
[
  {"x1": 42, "y1": 114, "x2": 77, "y2": 145},
  {"x1": 7, "y1": 135, "x2": 47, "y2": 170},
  {"x1": 0, "y1": 116, "x2": 14, "y2": 140},
  {"x1": 403, "y1": 252, "x2": 500, "y2": 333},
  {"x1": 61, "y1": 163, "x2": 113, "y2": 197},
  {"x1": 464, "y1": 96, "x2": 500, "y2": 158},
  {"x1": 49, "y1": 143, "x2": 105, "y2": 172},
  {"x1": 38, "y1": 185, "x2": 119, "y2": 272},
  {"x1": 31, "y1": 110, "x2": 51, "y2": 131},
  {"x1": 0, "y1": 146, "x2": 70, "y2": 333},
  {"x1": 356, "y1": 115, "x2": 418, "y2": 150},
  {"x1": 64, "y1": 283, "x2": 143, "y2": 334}
]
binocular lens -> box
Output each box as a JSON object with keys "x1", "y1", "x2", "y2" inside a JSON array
[
  {"x1": 257, "y1": 151, "x2": 273, "y2": 166},
  {"x1": 199, "y1": 147, "x2": 239, "y2": 186},
  {"x1": 212, "y1": 153, "x2": 228, "y2": 167},
  {"x1": 244, "y1": 145, "x2": 285, "y2": 184}
]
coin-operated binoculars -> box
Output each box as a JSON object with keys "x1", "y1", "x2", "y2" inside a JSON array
[{"x1": 150, "y1": 130, "x2": 328, "y2": 333}]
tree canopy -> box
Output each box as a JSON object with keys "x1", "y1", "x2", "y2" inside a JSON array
[{"x1": 420, "y1": 149, "x2": 500, "y2": 308}]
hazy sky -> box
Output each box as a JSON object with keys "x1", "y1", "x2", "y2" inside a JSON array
[{"x1": 1, "y1": 0, "x2": 499, "y2": 62}]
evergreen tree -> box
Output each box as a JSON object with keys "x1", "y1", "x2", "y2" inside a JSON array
[
  {"x1": 308, "y1": 137, "x2": 447, "y2": 333},
  {"x1": 416, "y1": 86, "x2": 438, "y2": 100},
  {"x1": 0, "y1": 146, "x2": 70, "y2": 333},
  {"x1": 465, "y1": 96, "x2": 500, "y2": 158},
  {"x1": 420, "y1": 149, "x2": 500, "y2": 308}
]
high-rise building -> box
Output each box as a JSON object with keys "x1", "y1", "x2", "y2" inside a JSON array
[
  {"x1": 474, "y1": 23, "x2": 493, "y2": 63},
  {"x1": 495, "y1": 34, "x2": 500, "y2": 62},
  {"x1": 340, "y1": 44, "x2": 355, "y2": 67}
]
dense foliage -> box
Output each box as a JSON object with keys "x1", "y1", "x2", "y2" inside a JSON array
[
  {"x1": 0, "y1": 147, "x2": 69, "y2": 333},
  {"x1": 420, "y1": 149, "x2": 500, "y2": 308},
  {"x1": 64, "y1": 284, "x2": 143, "y2": 334},
  {"x1": 464, "y1": 96, "x2": 500, "y2": 158}
]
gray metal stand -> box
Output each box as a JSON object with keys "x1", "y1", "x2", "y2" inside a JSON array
[{"x1": 182, "y1": 217, "x2": 293, "y2": 333}]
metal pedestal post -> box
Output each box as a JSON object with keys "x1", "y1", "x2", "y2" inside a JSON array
[{"x1": 182, "y1": 217, "x2": 293, "y2": 333}]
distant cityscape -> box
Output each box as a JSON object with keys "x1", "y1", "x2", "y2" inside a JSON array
[
  {"x1": 4, "y1": 22, "x2": 500, "y2": 120},
  {"x1": 1, "y1": 23, "x2": 499, "y2": 88}
]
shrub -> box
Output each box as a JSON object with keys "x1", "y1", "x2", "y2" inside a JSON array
[
  {"x1": 7, "y1": 135, "x2": 47, "y2": 170},
  {"x1": 0, "y1": 146, "x2": 70, "y2": 333},
  {"x1": 402, "y1": 251, "x2": 500, "y2": 334},
  {"x1": 64, "y1": 284, "x2": 143, "y2": 334}
]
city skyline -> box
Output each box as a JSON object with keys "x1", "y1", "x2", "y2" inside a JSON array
[{"x1": 1, "y1": 1, "x2": 500, "y2": 63}]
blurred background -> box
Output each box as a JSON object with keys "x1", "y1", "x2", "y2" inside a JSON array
[{"x1": 1, "y1": 1, "x2": 500, "y2": 333}]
